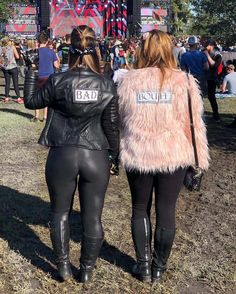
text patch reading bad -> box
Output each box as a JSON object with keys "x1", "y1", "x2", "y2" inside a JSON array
[{"x1": 74, "y1": 90, "x2": 99, "y2": 103}]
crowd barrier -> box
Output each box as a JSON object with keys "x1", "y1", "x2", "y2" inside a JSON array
[{"x1": 221, "y1": 52, "x2": 236, "y2": 63}]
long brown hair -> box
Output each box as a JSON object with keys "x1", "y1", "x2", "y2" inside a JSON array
[
  {"x1": 135, "y1": 30, "x2": 177, "y2": 87},
  {"x1": 69, "y1": 25, "x2": 100, "y2": 74}
]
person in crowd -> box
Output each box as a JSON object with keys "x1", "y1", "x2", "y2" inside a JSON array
[
  {"x1": 47, "y1": 39, "x2": 61, "y2": 71},
  {"x1": 172, "y1": 39, "x2": 186, "y2": 68},
  {"x1": 23, "y1": 25, "x2": 119, "y2": 283},
  {"x1": 36, "y1": 31, "x2": 60, "y2": 122},
  {"x1": 113, "y1": 63, "x2": 128, "y2": 85},
  {"x1": 110, "y1": 40, "x2": 122, "y2": 71},
  {"x1": 14, "y1": 39, "x2": 25, "y2": 78},
  {"x1": 222, "y1": 64, "x2": 236, "y2": 95},
  {"x1": 57, "y1": 34, "x2": 71, "y2": 72},
  {"x1": 23, "y1": 39, "x2": 39, "y2": 71},
  {"x1": 118, "y1": 30, "x2": 209, "y2": 283},
  {"x1": 0, "y1": 37, "x2": 23, "y2": 103},
  {"x1": 181, "y1": 36, "x2": 209, "y2": 97},
  {"x1": 124, "y1": 45, "x2": 135, "y2": 69},
  {"x1": 99, "y1": 39, "x2": 107, "y2": 62},
  {"x1": 203, "y1": 39, "x2": 222, "y2": 121},
  {"x1": 222, "y1": 64, "x2": 236, "y2": 128}
]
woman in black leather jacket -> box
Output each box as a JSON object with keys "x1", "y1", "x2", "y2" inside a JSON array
[{"x1": 24, "y1": 25, "x2": 119, "y2": 283}]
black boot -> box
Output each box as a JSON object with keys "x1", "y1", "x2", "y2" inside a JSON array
[
  {"x1": 131, "y1": 217, "x2": 152, "y2": 282},
  {"x1": 79, "y1": 234, "x2": 104, "y2": 283},
  {"x1": 49, "y1": 214, "x2": 72, "y2": 281},
  {"x1": 152, "y1": 228, "x2": 175, "y2": 283}
]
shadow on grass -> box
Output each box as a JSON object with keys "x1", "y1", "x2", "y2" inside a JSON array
[
  {"x1": 0, "y1": 185, "x2": 134, "y2": 280},
  {"x1": 204, "y1": 111, "x2": 236, "y2": 152},
  {"x1": 0, "y1": 108, "x2": 33, "y2": 119},
  {"x1": 0, "y1": 185, "x2": 60, "y2": 280},
  {"x1": 100, "y1": 241, "x2": 135, "y2": 273}
]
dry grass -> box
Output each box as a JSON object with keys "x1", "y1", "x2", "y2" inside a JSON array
[{"x1": 0, "y1": 98, "x2": 235, "y2": 294}]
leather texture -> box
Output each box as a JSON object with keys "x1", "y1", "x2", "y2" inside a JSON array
[{"x1": 24, "y1": 68, "x2": 119, "y2": 162}]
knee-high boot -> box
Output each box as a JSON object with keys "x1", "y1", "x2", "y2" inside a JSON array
[
  {"x1": 79, "y1": 233, "x2": 104, "y2": 283},
  {"x1": 152, "y1": 228, "x2": 175, "y2": 282},
  {"x1": 131, "y1": 217, "x2": 152, "y2": 282},
  {"x1": 49, "y1": 213, "x2": 72, "y2": 281}
]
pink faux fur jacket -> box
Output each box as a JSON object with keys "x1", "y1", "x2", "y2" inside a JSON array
[{"x1": 118, "y1": 67, "x2": 210, "y2": 173}]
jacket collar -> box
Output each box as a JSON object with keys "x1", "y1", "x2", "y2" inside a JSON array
[{"x1": 73, "y1": 67, "x2": 96, "y2": 75}]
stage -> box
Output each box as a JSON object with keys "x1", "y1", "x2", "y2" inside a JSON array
[{"x1": 48, "y1": 0, "x2": 127, "y2": 38}]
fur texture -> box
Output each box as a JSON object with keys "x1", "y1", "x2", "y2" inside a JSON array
[{"x1": 118, "y1": 67, "x2": 210, "y2": 173}]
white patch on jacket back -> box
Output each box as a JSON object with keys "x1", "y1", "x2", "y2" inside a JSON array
[
  {"x1": 74, "y1": 89, "x2": 99, "y2": 103},
  {"x1": 137, "y1": 91, "x2": 172, "y2": 104}
]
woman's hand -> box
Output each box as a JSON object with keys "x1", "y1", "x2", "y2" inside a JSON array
[{"x1": 110, "y1": 163, "x2": 119, "y2": 176}]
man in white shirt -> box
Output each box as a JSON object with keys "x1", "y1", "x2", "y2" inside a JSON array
[
  {"x1": 222, "y1": 64, "x2": 236, "y2": 128},
  {"x1": 222, "y1": 64, "x2": 236, "y2": 95}
]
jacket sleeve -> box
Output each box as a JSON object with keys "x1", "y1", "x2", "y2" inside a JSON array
[
  {"x1": 23, "y1": 70, "x2": 54, "y2": 109},
  {"x1": 101, "y1": 87, "x2": 120, "y2": 164}
]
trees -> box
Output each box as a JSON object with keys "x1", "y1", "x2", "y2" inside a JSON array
[
  {"x1": 190, "y1": 0, "x2": 236, "y2": 45},
  {"x1": 0, "y1": 0, "x2": 28, "y2": 23},
  {"x1": 171, "y1": 0, "x2": 191, "y2": 35}
]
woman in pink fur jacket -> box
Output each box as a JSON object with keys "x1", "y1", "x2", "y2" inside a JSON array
[{"x1": 118, "y1": 30, "x2": 209, "y2": 283}]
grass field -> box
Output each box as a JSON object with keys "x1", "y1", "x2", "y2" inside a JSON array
[{"x1": 0, "y1": 97, "x2": 235, "y2": 294}]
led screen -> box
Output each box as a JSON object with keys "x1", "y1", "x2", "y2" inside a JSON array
[
  {"x1": 6, "y1": 4, "x2": 37, "y2": 35},
  {"x1": 141, "y1": 0, "x2": 168, "y2": 33},
  {"x1": 50, "y1": 0, "x2": 127, "y2": 37}
]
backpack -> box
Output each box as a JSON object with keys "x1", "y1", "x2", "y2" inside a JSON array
[
  {"x1": 0, "y1": 47, "x2": 8, "y2": 69},
  {"x1": 217, "y1": 61, "x2": 223, "y2": 76}
]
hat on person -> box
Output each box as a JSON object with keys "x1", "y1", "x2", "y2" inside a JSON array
[
  {"x1": 113, "y1": 40, "x2": 122, "y2": 46},
  {"x1": 187, "y1": 36, "x2": 198, "y2": 45}
]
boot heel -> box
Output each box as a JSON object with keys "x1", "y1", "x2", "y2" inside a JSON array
[
  {"x1": 141, "y1": 275, "x2": 152, "y2": 283},
  {"x1": 132, "y1": 261, "x2": 151, "y2": 283},
  {"x1": 79, "y1": 267, "x2": 93, "y2": 283},
  {"x1": 57, "y1": 261, "x2": 73, "y2": 281},
  {"x1": 152, "y1": 268, "x2": 164, "y2": 283}
]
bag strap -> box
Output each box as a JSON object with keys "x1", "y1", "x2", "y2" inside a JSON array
[{"x1": 186, "y1": 74, "x2": 199, "y2": 168}]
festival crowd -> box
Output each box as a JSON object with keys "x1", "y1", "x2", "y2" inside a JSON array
[{"x1": 1, "y1": 32, "x2": 236, "y2": 127}]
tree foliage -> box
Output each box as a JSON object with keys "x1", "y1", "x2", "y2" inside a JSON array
[
  {"x1": 190, "y1": 0, "x2": 236, "y2": 45},
  {"x1": 0, "y1": 0, "x2": 29, "y2": 23},
  {"x1": 171, "y1": 0, "x2": 191, "y2": 35}
]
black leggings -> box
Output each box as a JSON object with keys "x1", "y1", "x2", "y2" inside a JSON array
[
  {"x1": 126, "y1": 168, "x2": 186, "y2": 229},
  {"x1": 3, "y1": 67, "x2": 20, "y2": 98},
  {"x1": 45, "y1": 147, "x2": 110, "y2": 238}
]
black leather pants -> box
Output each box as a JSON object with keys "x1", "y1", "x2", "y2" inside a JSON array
[{"x1": 45, "y1": 147, "x2": 110, "y2": 238}]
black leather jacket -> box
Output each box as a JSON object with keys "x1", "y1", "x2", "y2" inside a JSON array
[{"x1": 24, "y1": 68, "x2": 119, "y2": 162}]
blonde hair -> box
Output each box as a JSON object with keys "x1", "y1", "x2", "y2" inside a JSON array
[
  {"x1": 135, "y1": 30, "x2": 177, "y2": 88},
  {"x1": 69, "y1": 25, "x2": 100, "y2": 74},
  {"x1": 1, "y1": 37, "x2": 10, "y2": 47},
  {"x1": 27, "y1": 39, "x2": 37, "y2": 50}
]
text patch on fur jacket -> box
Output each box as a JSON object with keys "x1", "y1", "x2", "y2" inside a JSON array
[{"x1": 137, "y1": 91, "x2": 172, "y2": 104}]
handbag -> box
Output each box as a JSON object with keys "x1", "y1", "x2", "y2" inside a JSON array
[{"x1": 183, "y1": 74, "x2": 203, "y2": 191}]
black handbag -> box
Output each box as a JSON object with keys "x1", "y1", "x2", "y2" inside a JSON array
[{"x1": 183, "y1": 75, "x2": 203, "y2": 191}]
